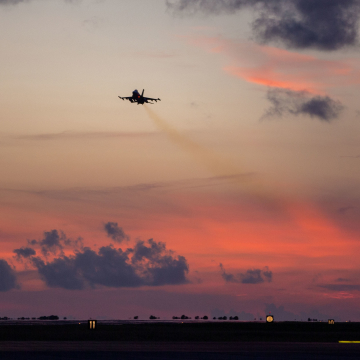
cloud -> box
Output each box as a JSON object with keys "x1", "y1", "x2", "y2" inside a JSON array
[
  {"x1": 0, "y1": 0, "x2": 27, "y2": 4},
  {"x1": 220, "y1": 264, "x2": 272, "y2": 284},
  {"x1": 167, "y1": 0, "x2": 360, "y2": 51},
  {"x1": 28, "y1": 229, "x2": 83, "y2": 257},
  {"x1": 30, "y1": 234, "x2": 189, "y2": 290},
  {"x1": 318, "y1": 283, "x2": 360, "y2": 291},
  {"x1": 13, "y1": 247, "x2": 36, "y2": 260},
  {"x1": 252, "y1": 0, "x2": 360, "y2": 51},
  {"x1": 263, "y1": 88, "x2": 343, "y2": 121},
  {"x1": 337, "y1": 206, "x2": 355, "y2": 214},
  {"x1": 104, "y1": 222, "x2": 130, "y2": 243},
  {"x1": 0, "y1": 259, "x2": 18, "y2": 291},
  {"x1": 185, "y1": 36, "x2": 357, "y2": 95},
  {"x1": 0, "y1": 0, "x2": 78, "y2": 5},
  {"x1": 132, "y1": 239, "x2": 189, "y2": 286}
]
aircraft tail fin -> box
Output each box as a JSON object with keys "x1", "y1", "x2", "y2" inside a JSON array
[{"x1": 141, "y1": 89, "x2": 144, "y2": 97}]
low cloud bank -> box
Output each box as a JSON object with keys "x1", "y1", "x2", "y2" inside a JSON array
[
  {"x1": 13, "y1": 227, "x2": 189, "y2": 290},
  {"x1": 220, "y1": 264, "x2": 272, "y2": 284},
  {"x1": 0, "y1": 259, "x2": 18, "y2": 291}
]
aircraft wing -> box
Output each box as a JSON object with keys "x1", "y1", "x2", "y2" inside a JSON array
[
  {"x1": 118, "y1": 96, "x2": 132, "y2": 100},
  {"x1": 144, "y1": 97, "x2": 161, "y2": 102}
]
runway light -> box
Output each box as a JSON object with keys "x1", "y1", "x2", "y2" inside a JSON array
[
  {"x1": 266, "y1": 315, "x2": 274, "y2": 323},
  {"x1": 339, "y1": 341, "x2": 360, "y2": 343},
  {"x1": 88, "y1": 320, "x2": 97, "y2": 330},
  {"x1": 328, "y1": 319, "x2": 335, "y2": 324}
]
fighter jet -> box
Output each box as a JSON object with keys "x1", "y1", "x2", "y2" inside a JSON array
[{"x1": 118, "y1": 89, "x2": 161, "y2": 105}]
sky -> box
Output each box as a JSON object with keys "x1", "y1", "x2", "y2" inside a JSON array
[{"x1": 1, "y1": 0, "x2": 360, "y2": 321}]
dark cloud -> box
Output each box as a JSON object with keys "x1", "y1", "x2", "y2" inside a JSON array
[
  {"x1": 13, "y1": 247, "x2": 36, "y2": 260},
  {"x1": 262, "y1": 267, "x2": 273, "y2": 282},
  {"x1": 167, "y1": 0, "x2": 256, "y2": 15},
  {"x1": 219, "y1": 263, "x2": 236, "y2": 282},
  {"x1": 31, "y1": 239, "x2": 189, "y2": 290},
  {"x1": 104, "y1": 222, "x2": 129, "y2": 243},
  {"x1": 263, "y1": 88, "x2": 343, "y2": 121},
  {"x1": 32, "y1": 256, "x2": 84, "y2": 290},
  {"x1": 253, "y1": 0, "x2": 360, "y2": 51},
  {"x1": 167, "y1": 0, "x2": 360, "y2": 51},
  {"x1": 337, "y1": 206, "x2": 355, "y2": 214},
  {"x1": 318, "y1": 283, "x2": 360, "y2": 291},
  {"x1": 220, "y1": 264, "x2": 272, "y2": 284},
  {"x1": 0, "y1": 0, "x2": 78, "y2": 4},
  {"x1": 0, "y1": 0, "x2": 27, "y2": 4},
  {"x1": 0, "y1": 259, "x2": 18, "y2": 291},
  {"x1": 30, "y1": 229, "x2": 65, "y2": 257},
  {"x1": 28, "y1": 229, "x2": 83, "y2": 257},
  {"x1": 241, "y1": 268, "x2": 268, "y2": 284}
]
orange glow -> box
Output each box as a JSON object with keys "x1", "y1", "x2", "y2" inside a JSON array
[
  {"x1": 224, "y1": 66, "x2": 321, "y2": 94},
  {"x1": 185, "y1": 35, "x2": 360, "y2": 93}
]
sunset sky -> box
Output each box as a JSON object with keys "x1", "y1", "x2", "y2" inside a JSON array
[{"x1": 1, "y1": 0, "x2": 360, "y2": 321}]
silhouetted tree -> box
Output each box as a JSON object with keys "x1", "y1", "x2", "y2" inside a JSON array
[
  {"x1": 38, "y1": 315, "x2": 59, "y2": 320},
  {"x1": 134, "y1": 316, "x2": 138, "y2": 320},
  {"x1": 195, "y1": 316, "x2": 199, "y2": 320},
  {"x1": 202, "y1": 316, "x2": 208, "y2": 320},
  {"x1": 149, "y1": 315, "x2": 157, "y2": 320}
]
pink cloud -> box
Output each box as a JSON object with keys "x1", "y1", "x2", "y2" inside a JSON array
[{"x1": 185, "y1": 36, "x2": 359, "y2": 94}]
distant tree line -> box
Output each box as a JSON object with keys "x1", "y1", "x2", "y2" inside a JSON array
[
  {"x1": 172, "y1": 315, "x2": 209, "y2": 320},
  {"x1": 212, "y1": 316, "x2": 239, "y2": 320},
  {"x1": 149, "y1": 315, "x2": 160, "y2": 320},
  {"x1": 14, "y1": 315, "x2": 60, "y2": 320}
]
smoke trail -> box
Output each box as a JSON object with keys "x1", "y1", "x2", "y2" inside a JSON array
[
  {"x1": 144, "y1": 106, "x2": 347, "y2": 250},
  {"x1": 144, "y1": 105, "x2": 285, "y2": 206},
  {"x1": 144, "y1": 105, "x2": 242, "y2": 178}
]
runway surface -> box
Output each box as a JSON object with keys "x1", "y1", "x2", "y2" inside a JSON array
[{"x1": 1, "y1": 341, "x2": 360, "y2": 359}]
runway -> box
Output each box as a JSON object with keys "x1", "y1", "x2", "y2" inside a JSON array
[{"x1": 0, "y1": 341, "x2": 360, "y2": 359}]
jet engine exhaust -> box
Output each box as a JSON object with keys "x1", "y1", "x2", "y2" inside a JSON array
[{"x1": 144, "y1": 105, "x2": 242, "y2": 179}]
